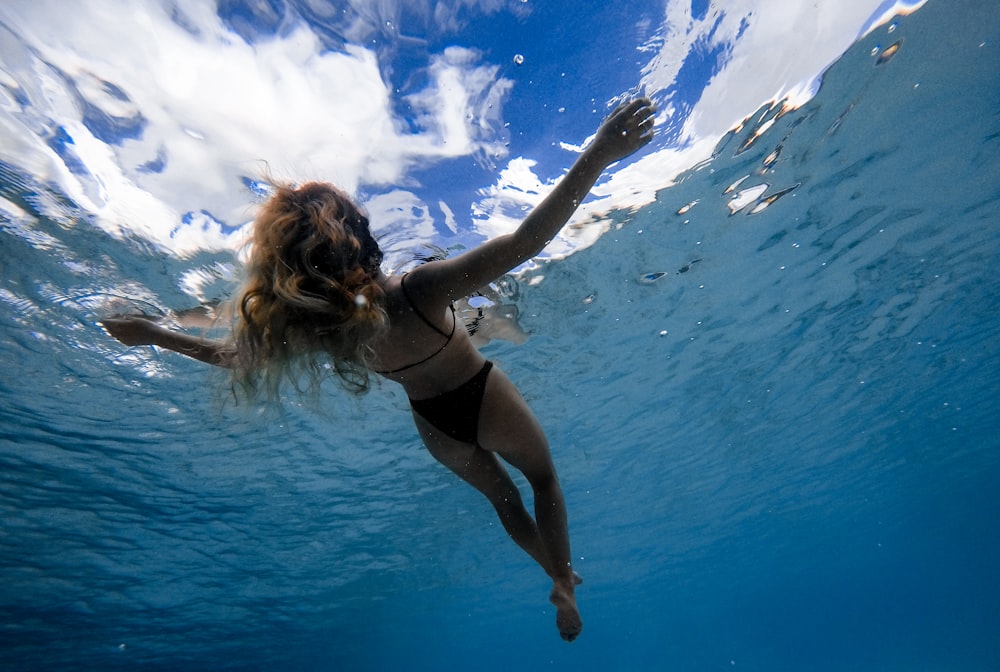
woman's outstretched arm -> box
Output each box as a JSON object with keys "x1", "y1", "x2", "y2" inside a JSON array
[
  {"x1": 412, "y1": 97, "x2": 656, "y2": 301},
  {"x1": 101, "y1": 315, "x2": 237, "y2": 368}
]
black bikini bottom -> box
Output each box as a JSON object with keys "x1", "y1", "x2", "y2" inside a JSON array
[{"x1": 410, "y1": 360, "x2": 494, "y2": 444}]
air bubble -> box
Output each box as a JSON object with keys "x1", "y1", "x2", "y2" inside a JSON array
[
  {"x1": 875, "y1": 40, "x2": 901, "y2": 65},
  {"x1": 677, "y1": 200, "x2": 698, "y2": 215},
  {"x1": 513, "y1": 54, "x2": 525, "y2": 65},
  {"x1": 639, "y1": 272, "x2": 667, "y2": 284}
]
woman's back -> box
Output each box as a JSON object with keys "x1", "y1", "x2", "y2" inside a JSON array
[{"x1": 372, "y1": 268, "x2": 489, "y2": 400}]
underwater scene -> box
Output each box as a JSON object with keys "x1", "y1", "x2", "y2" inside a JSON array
[{"x1": 1, "y1": 0, "x2": 998, "y2": 670}]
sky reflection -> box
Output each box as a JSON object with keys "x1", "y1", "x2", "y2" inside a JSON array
[{"x1": 0, "y1": 0, "x2": 925, "y2": 260}]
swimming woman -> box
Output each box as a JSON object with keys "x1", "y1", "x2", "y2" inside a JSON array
[{"x1": 102, "y1": 97, "x2": 656, "y2": 641}]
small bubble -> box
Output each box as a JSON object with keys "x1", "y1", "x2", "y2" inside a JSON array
[
  {"x1": 513, "y1": 54, "x2": 525, "y2": 65},
  {"x1": 354, "y1": 294, "x2": 369, "y2": 308},
  {"x1": 677, "y1": 200, "x2": 698, "y2": 215},
  {"x1": 876, "y1": 40, "x2": 901, "y2": 65}
]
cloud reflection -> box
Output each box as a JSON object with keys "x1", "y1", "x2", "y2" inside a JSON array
[
  {"x1": 0, "y1": 0, "x2": 927, "y2": 260},
  {"x1": 1, "y1": 0, "x2": 514, "y2": 256}
]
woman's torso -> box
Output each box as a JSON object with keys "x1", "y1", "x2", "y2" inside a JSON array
[{"x1": 371, "y1": 273, "x2": 486, "y2": 400}]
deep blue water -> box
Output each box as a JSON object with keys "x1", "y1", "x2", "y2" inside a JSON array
[{"x1": 1, "y1": 0, "x2": 999, "y2": 670}]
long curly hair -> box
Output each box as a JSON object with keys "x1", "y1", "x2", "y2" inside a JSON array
[{"x1": 232, "y1": 181, "x2": 388, "y2": 397}]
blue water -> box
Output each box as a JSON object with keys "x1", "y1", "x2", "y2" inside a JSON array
[{"x1": 2, "y1": 0, "x2": 999, "y2": 670}]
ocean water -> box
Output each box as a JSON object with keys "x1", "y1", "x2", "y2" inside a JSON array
[{"x1": 1, "y1": 0, "x2": 998, "y2": 670}]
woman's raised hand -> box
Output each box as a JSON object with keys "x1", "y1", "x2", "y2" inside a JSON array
[{"x1": 589, "y1": 97, "x2": 657, "y2": 164}]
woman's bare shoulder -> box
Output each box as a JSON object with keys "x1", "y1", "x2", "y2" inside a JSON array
[{"x1": 392, "y1": 264, "x2": 449, "y2": 304}]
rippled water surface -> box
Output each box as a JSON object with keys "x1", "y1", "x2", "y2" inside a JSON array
[{"x1": 1, "y1": 0, "x2": 998, "y2": 670}]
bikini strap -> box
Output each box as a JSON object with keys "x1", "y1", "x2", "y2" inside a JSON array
[
  {"x1": 400, "y1": 273, "x2": 456, "y2": 339},
  {"x1": 374, "y1": 274, "x2": 457, "y2": 375}
]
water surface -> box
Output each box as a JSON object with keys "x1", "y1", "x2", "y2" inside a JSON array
[{"x1": 1, "y1": 0, "x2": 998, "y2": 670}]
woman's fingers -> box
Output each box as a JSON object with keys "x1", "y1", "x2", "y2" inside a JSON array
[{"x1": 591, "y1": 96, "x2": 657, "y2": 161}]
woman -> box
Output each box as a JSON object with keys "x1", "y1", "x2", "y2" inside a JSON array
[{"x1": 103, "y1": 98, "x2": 656, "y2": 641}]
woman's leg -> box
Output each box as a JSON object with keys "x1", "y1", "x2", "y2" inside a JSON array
[
  {"x1": 475, "y1": 365, "x2": 581, "y2": 642},
  {"x1": 412, "y1": 413, "x2": 550, "y2": 571},
  {"x1": 411, "y1": 364, "x2": 581, "y2": 641}
]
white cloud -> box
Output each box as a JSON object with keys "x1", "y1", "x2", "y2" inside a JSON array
[
  {"x1": 403, "y1": 46, "x2": 513, "y2": 165},
  {"x1": 641, "y1": 0, "x2": 928, "y2": 143},
  {"x1": 472, "y1": 158, "x2": 545, "y2": 239},
  {"x1": 438, "y1": 200, "x2": 458, "y2": 234},
  {"x1": 469, "y1": 0, "x2": 928, "y2": 260},
  {"x1": 0, "y1": 0, "x2": 513, "y2": 256},
  {"x1": 0, "y1": 0, "x2": 927, "y2": 262},
  {"x1": 365, "y1": 190, "x2": 439, "y2": 238}
]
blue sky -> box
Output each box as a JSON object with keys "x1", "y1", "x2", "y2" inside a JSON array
[{"x1": 0, "y1": 0, "x2": 926, "y2": 264}]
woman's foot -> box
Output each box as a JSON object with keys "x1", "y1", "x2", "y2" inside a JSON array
[{"x1": 549, "y1": 584, "x2": 582, "y2": 642}]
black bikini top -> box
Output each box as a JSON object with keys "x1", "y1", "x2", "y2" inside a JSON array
[{"x1": 376, "y1": 273, "x2": 456, "y2": 375}]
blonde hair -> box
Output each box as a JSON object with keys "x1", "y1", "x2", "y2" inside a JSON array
[{"x1": 233, "y1": 181, "x2": 388, "y2": 397}]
